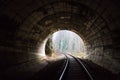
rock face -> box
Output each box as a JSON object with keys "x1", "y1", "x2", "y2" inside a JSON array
[
  {"x1": 45, "y1": 37, "x2": 53, "y2": 56},
  {"x1": 0, "y1": 0, "x2": 120, "y2": 74}
]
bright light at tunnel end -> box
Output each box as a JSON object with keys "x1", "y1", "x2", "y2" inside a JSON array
[
  {"x1": 52, "y1": 30, "x2": 87, "y2": 58},
  {"x1": 37, "y1": 30, "x2": 87, "y2": 60}
]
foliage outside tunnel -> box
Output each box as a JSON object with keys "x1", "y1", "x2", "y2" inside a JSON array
[{"x1": 45, "y1": 30, "x2": 86, "y2": 58}]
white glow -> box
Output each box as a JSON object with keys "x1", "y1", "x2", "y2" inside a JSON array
[
  {"x1": 52, "y1": 30, "x2": 85, "y2": 53},
  {"x1": 38, "y1": 38, "x2": 48, "y2": 57},
  {"x1": 37, "y1": 30, "x2": 87, "y2": 59},
  {"x1": 51, "y1": 30, "x2": 87, "y2": 58}
]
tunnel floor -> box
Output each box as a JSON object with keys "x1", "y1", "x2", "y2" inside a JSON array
[{"x1": 0, "y1": 54, "x2": 118, "y2": 80}]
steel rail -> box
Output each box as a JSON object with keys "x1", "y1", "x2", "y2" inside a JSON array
[
  {"x1": 59, "y1": 54, "x2": 69, "y2": 80},
  {"x1": 69, "y1": 54, "x2": 94, "y2": 80}
]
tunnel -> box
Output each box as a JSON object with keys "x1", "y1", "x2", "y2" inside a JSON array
[{"x1": 0, "y1": 0, "x2": 120, "y2": 80}]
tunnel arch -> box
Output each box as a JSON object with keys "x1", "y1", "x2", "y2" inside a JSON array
[
  {"x1": 0, "y1": 0, "x2": 119, "y2": 74},
  {"x1": 15, "y1": 0, "x2": 119, "y2": 73}
]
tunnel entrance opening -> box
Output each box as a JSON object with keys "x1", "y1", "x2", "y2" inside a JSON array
[{"x1": 45, "y1": 30, "x2": 87, "y2": 58}]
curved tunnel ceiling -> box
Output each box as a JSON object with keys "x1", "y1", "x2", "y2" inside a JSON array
[
  {"x1": 0, "y1": 0, "x2": 120, "y2": 73},
  {"x1": 17, "y1": 0, "x2": 111, "y2": 47}
]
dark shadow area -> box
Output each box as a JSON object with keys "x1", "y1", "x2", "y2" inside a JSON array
[
  {"x1": 80, "y1": 59, "x2": 119, "y2": 80},
  {"x1": 30, "y1": 58, "x2": 65, "y2": 80},
  {"x1": 0, "y1": 55, "x2": 118, "y2": 80},
  {"x1": 0, "y1": 56, "x2": 65, "y2": 80}
]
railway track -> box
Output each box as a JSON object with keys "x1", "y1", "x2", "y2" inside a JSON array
[
  {"x1": 59, "y1": 53, "x2": 94, "y2": 80},
  {"x1": 1, "y1": 53, "x2": 114, "y2": 80}
]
